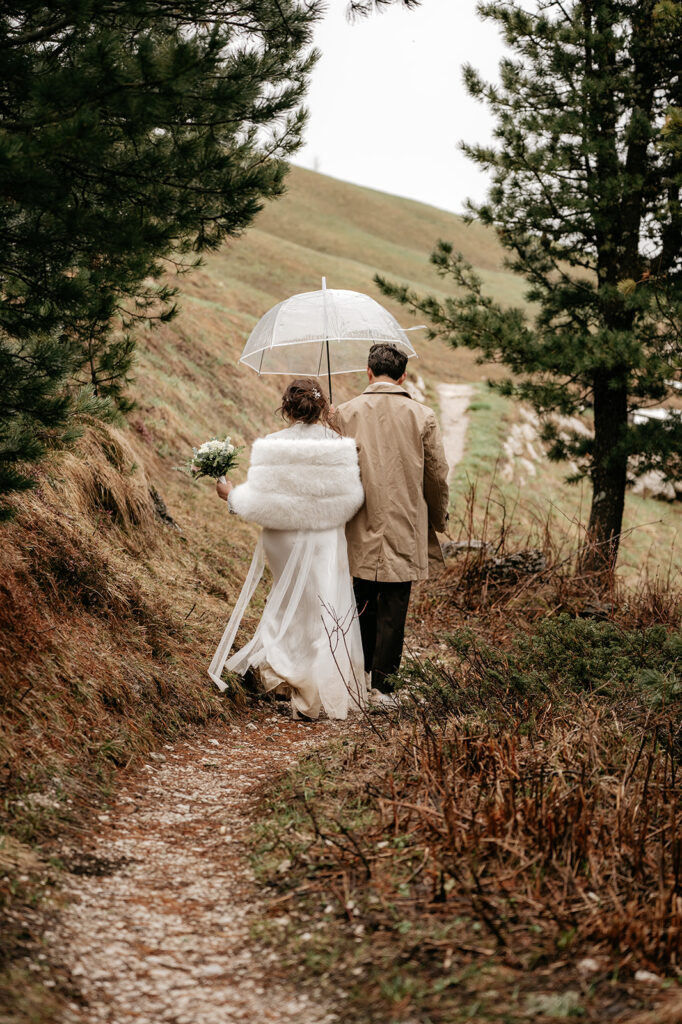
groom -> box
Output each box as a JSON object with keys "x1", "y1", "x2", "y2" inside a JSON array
[{"x1": 334, "y1": 343, "x2": 449, "y2": 698}]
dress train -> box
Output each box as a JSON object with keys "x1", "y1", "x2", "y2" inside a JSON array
[{"x1": 209, "y1": 526, "x2": 364, "y2": 720}]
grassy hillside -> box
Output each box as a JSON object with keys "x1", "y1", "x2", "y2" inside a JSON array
[
  {"x1": 1, "y1": 164, "x2": 679, "y2": 840},
  {"x1": 1, "y1": 167, "x2": 522, "y2": 837},
  {"x1": 161, "y1": 165, "x2": 677, "y2": 577}
]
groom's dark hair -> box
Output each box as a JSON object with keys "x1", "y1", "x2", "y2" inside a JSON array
[{"x1": 368, "y1": 343, "x2": 408, "y2": 380}]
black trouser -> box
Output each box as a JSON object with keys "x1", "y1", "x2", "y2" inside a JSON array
[{"x1": 353, "y1": 578, "x2": 412, "y2": 693}]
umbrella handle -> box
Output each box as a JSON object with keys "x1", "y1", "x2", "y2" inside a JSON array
[{"x1": 322, "y1": 277, "x2": 332, "y2": 404}]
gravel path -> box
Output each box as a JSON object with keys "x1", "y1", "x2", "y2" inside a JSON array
[
  {"x1": 437, "y1": 383, "x2": 474, "y2": 482},
  {"x1": 51, "y1": 712, "x2": 349, "y2": 1024}
]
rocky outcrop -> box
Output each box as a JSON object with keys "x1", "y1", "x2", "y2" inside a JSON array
[{"x1": 630, "y1": 471, "x2": 681, "y2": 503}]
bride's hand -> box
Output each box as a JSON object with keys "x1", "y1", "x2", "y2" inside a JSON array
[{"x1": 216, "y1": 477, "x2": 232, "y2": 501}]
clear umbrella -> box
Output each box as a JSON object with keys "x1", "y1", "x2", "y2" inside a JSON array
[{"x1": 239, "y1": 278, "x2": 420, "y2": 401}]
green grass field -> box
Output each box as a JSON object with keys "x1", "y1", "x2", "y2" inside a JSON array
[{"x1": 449, "y1": 385, "x2": 681, "y2": 580}]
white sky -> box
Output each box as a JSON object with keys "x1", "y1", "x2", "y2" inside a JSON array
[{"x1": 293, "y1": 0, "x2": 507, "y2": 215}]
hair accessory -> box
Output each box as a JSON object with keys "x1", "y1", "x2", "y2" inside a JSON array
[{"x1": 312, "y1": 388, "x2": 321, "y2": 399}]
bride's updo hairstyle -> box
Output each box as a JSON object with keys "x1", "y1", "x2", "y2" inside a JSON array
[{"x1": 278, "y1": 377, "x2": 336, "y2": 429}]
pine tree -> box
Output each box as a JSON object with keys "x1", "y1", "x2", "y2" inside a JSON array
[
  {"x1": 0, "y1": 1, "x2": 319, "y2": 507},
  {"x1": 0, "y1": 331, "x2": 110, "y2": 520},
  {"x1": 0, "y1": 332, "x2": 72, "y2": 520},
  {"x1": 347, "y1": 0, "x2": 421, "y2": 15},
  {"x1": 658, "y1": 0, "x2": 682, "y2": 159},
  {"x1": 378, "y1": 0, "x2": 682, "y2": 573}
]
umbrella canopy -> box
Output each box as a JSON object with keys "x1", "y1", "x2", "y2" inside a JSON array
[{"x1": 239, "y1": 280, "x2": 419, "y2": 400}]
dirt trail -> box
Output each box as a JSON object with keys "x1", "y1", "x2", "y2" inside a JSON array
[
  {"x1": 436, "y1": 383, "x2": 474, "y2": 482},
  {"x1": 47, "y1": 387, "x2": 474, "y2": 1024},
  {"x1": 51, "y1": 713, "x2": 346, "y2": 1024}
]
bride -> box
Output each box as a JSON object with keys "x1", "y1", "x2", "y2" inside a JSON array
[{"x1": 209, "y1": 377, "x2": 366, "y2": 720}]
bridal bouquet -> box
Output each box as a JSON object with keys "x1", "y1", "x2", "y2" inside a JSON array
[{"x1": 187, "y1": 437, "x2": 241, "y2": 480}]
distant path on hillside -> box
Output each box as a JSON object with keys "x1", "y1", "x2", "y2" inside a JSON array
[
  {"x1": 437, "y1": 383, "x2": 474, "y2": 482},
  {"x1": 52, "y1": 714, "x2": 344, "y2": 1024}
]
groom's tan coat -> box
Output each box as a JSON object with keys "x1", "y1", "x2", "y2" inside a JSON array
[{"x1": 334, "y1": 382, "x2": 450, "y2": 582}]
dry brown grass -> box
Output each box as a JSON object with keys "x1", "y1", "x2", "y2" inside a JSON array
[
  {"x1": 256, "y1": 608, "x2": 682, "y2": 1021},
  {"x1": 0, "y1": 836, "x2": 42, "y2": 876},
  {"x1": 364, "y1": 703, "x2": 680, "y2": 965},
  {"x1": 254, "y1": 473, "x2": 681, "y2": 1023},
  {"x1": 417, "y1": 479, "x2": 682, "y2": 645},
  {"x1": 0, "y1": 420, "x2": 243, "y2": 845}
]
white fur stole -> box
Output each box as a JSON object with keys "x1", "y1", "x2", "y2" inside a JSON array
[{"x1": 228, "y1": 436, "x2": 364, "y2": 531}]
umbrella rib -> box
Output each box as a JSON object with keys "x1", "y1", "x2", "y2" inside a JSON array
[
  {"x1": 261, "y1": 297, "x2": 288, "y2": 375},
  {"x1": 325, "y1": 338, "x2": 332, "y2": 404}
]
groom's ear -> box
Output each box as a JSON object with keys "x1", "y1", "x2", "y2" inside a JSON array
[
  {"x1": 367, "y1": 367, "x2": 374, "y2": 383},
  {"x1": 397, "y1": 372, "x2": 407, "y2": 385}
]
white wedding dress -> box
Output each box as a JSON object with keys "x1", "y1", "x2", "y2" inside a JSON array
[{"x1": 208, "y1": 423, "x2": 365, "y2": 720}]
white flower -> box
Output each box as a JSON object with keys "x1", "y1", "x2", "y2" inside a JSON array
[{"x1": 188, "y1": 432, "x2": 239, "y2": 479}]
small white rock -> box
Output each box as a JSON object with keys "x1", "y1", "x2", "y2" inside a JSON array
[
  {"x1": 635, "y1": 970, "x2": 661, "y2": 984},
  {"x1": 577, "y1": 958, "x2": 599, "y2": 973},
  {"x1": 199, "y1": 963, "x2": 224, "y2": 977}
]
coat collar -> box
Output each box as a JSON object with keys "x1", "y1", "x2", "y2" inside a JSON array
[{"x1": 362, "y1": 381, "x2": 411, "y2": 397}]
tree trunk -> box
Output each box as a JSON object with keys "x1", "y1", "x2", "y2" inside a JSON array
[{"x1": 581, "y1": 372, "x2": 629, "y2": 577}]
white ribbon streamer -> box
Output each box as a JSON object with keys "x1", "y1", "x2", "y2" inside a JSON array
[
  {"x1": 223, "y1": 532, "x2": 313, "y2": 678},
  {"x1": 208, "y1": 535, "x2": 265, "y2": 691}
]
